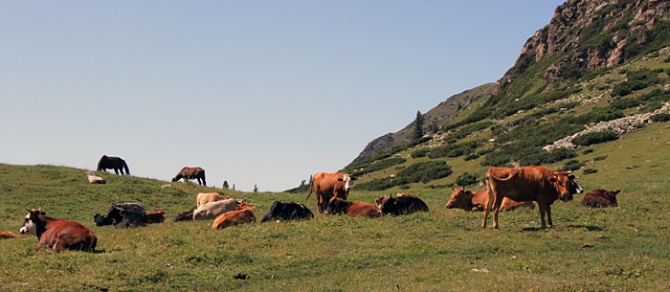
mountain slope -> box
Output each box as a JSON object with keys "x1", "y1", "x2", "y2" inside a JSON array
[{"x1": 346, "y1": 0, "x2": 670, "y2": 191}]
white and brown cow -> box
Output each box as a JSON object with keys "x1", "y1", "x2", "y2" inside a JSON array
[
  {"x1": 305, "y1": 172, "x2": 352, "y2": 214},
  {"x1": 193, "y1": 198, "x2": 245, "y2": 220},
  {"x1": 20, "y1": 208, "x2": 97, "y2": 252}
]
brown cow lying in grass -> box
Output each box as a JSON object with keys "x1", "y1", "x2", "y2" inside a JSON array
[
  {"x1": 212, "y1": 203, "x2": 256, "y2": 229},
  {"x1": 581, "y1": 189, "x2": 620, "y2": 207},
  {"x1": 146, "y1": 209, "x2": 167, "y2": 223},
  {"x1": 325, "y1": 197, "x2": 381, "y2": 218},
  {"x1": 446, "y1": 187, "x2": 535, "y2": 212},
  {"x1": 19, "y1": 208, "x2": 97, "y2": 252}
]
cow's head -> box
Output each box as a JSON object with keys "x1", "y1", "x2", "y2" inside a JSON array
[
  {"x1": 446, "y1": 188, "x2": 474, "y2": 209},
  {"x1": 375, "y1": 195, "x2": 397, "y2": 214},
  {"x1": 551, "y1": 172, "x2": 576, "y2": 202},
  {"x1": 19, "y1": 208, "x2": 45, "y2": 235},
  {"x1": 340, "y1": 174, "x2": 352, "y2": 192},
  {"x1": 325, "y1": 197, "x2": 344, "y2": 215},
  {"x1": 375, "y1": 195, "x2": 392, "y2": 209},
  {"x1": 606, "y1": 190, "x2": 621, "y2": 206},
  {"x1": 568, "y1": 175, "x2": 583, "y2": 195}
]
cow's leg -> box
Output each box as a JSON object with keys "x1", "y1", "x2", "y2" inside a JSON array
[
  {"x1": 114, "y1": 168, "x2": 120, "y2": 175},
  {"x1": 316, "y1": 195, "x2": 324, "y2": 214},
  {"x1": 482, "y1": 179, "x2": 495, "y2": 228},
  {"x1": 491, "y1": 195, "x2": 504, "y2": 229},
  {"x1": 538, "y1": 203, "x2": 547, "y2": 228},
  {"x1": 546, "y1": 205, "x2": 553, "y2": 227}
]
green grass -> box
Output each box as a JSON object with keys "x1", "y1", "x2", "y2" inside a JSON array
[{"x1": 2, "y1": 121, "x2": 670, "y2": 291}]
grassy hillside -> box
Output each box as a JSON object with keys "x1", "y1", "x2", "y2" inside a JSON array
[{"x1": 2, "y1": 141, "x2": 670, "y2": 291}]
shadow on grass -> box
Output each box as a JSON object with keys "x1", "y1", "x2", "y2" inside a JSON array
[{"x1": 567, "y1": 225, "x2": 604, "y2": 231}]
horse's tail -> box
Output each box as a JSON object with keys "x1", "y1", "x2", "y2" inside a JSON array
[
  {"x1": 123, "y1": 160, "x2": 130, "y2": 175},
  {"x1": 97, "y1": 155, "x2": 107, "y2": 171}
]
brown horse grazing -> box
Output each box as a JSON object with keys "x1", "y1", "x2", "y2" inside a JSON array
[
  {"x1": 172, "y1": 167, "x2": 206, "y2": 186},
  {"x1": 97, "y1": 155, "x2": 130, "y2": 175}
]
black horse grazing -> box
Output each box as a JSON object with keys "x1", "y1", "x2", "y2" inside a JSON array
[
  {"x1": 172, "y1": 167, "x2": 206, "y2": 186},
  {"x1": 97, "y1": 155, "x2": 130, "y2": 175}
]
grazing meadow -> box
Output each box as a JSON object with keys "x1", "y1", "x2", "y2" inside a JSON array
[{"x1": 2, "y1": 122, "x2": 670, "y2": 291}]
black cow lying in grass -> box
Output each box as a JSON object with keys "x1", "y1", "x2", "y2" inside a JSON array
[
  {"x1": 173, "y1": 208, "x2": 196, "y2": 222},
  {"x1": 261, "y1": 201, "x2": 314, "y2": 223},
  {"x1": 375, "y1": 193, "x2": 429, "y2": 216},
  {"x1": 94, "y1": 202, "x2": 147, "y2": 227}
]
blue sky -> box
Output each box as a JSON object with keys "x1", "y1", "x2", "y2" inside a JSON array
[{"x1": 0, "y1": 1, "x2": 564, "y2": 192}]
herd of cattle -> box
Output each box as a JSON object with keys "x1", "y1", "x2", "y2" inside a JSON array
[{"x1": 2, "y1": 164, "x2": 621, "y2": 253}]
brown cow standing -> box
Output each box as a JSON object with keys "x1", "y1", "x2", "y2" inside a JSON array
[
  {"x1": 483, "y1": 166, "x2": 581, "y2": 229},
  {"x1": 325, "y1": 197, "x2": 381, "y2": 218},
  {"x1": 446, "y1": 187, "x2": 535, "y2": 212},
  {"x1": 0, "y1": 231, "x2": 18, "y2": 239},
  {"x1": 581, "y1": 189, "x2": 620, "y2": 207},
  {"x1": 212, "y1": 203, "x2": 256, "y2": 229},
  {"x1": 145, "y1": 209, "x2": 167, "y2": 223},
  {"x1": 172, "y1": 167, "x2": 206, "y2": 186},
  {"x1": 19, "y1": 208, "x2": 97, "y2": 252},
  {"x1": 305, "y1": 172, "x2": 352, "y2": 214}
]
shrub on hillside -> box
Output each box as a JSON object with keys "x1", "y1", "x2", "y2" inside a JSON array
[
  {"x1": 583, "y1": 168, "x2": 598, "y2": 175},
  {"x1": 650, "y1": 113, "x2": 670, "y2": 122},
  {"x1": 397, "y1": 161, "x2": 453, "y2": 184},
  {"x1": 560, "y1": 159, "x2": 585, "y2": 172},
  {"x1": 455, "y1": 172, "x2": 480, "y2": 187},
  {"x1": 411, "y1": 148, "x2": 429, "y2": 158},
  {"x1": 350, "y1": 157, "x2": 406, "y2": 177},
  {"x1": 572, "y1": 131, "x2": 619, "y2": 146}
]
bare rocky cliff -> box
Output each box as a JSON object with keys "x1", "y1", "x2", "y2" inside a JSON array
[{"x1": 493, "y1": 0, "x2": 670, "y2": 95}]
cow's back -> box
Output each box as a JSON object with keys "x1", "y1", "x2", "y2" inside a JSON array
[
  {"x1": 43, "y1": 220, "x2": 97, "y2": 251},
  {"x1": 347, "y1": 201, "x2": 381, "y2": 218},
  {"x1": 194, "y1": 199, "x2": 240, "y2": 220},
  {"x1": 212, "y1": 209, "x2": 256, "y2": 229}
]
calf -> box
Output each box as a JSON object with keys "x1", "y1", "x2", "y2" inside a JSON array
[
  {"x1": 145, "y1": 209, "x2": 167, "y2": 224},
  {"x1": 193, "y1": 198, "x2": 244, "y2": 220},
  {"x1": 261, "y1": 201, "x2": 314, "y2": 223},
  {"x1": 19, "y1": 208, "x2": 97, "y2": 252},
  {"x1": 212, "y1": 203, "x2": 256, "y2": 229},
  {"x1": 197, "y1": 192, "x2": 228, "y2": 207},
  {"x1": 325, "y1": 197, "x2": 381, "y2": 218},
  {"x1": 446, "y1": 188, "x2": 535, "y2": 212},
  {"x1": 0, "y1": 231, "x2": 18, "y2": 239},
  {"x1": 581, "y1": 189, "x2": 620, "y2": 208},
  {"x1": 375, "y1": 193, "x2": 429, "y2": 216},
  {"x1": 174, "y1": 208, "x2": 195, "y2": 222}
]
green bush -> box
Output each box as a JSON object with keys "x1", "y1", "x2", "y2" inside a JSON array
[
  {"x1": 650, "y1": 113, "x2": 670, "y2": 122},
  {"x1": 464, "y1": 153, "x2": 480, "y2": 161},
  {"x1": 397, "y1": 161, "x2": 453, "y2": 184},
  {"x1": 349, "y1": 157, "x2": 406, "y2": 177},
  {"x1": 411, "y1": 148, "x2": 429, "y2": 158},
  {"x1": 594, "y1": 155, "x2": 608, "y2": 161},
  {"x1": 583, "y1": 168, "x2": 598, "y2": 175},
  {"x1": 572, "y1": 131, "x2": 619, "y2": 146},
  {"x1": 455, "y1": 172, "x2": 480, "y2": 187},
  {"x1": 582, "y1": 149, "x2": 594, "y2": 154},
  {"x1": 561, "y1": 159, "x2": 585, "y2": 172}
]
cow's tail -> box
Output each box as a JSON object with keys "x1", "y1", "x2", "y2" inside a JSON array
[
  {"x1": 304, "y1": 176, "x2": 315, "y2": 203},
  {"x1": 123, "y1": 161, "x2": 130, "y2": 175}
]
